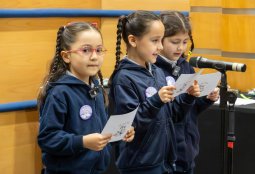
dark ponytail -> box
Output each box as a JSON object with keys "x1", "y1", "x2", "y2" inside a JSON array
[
  {"x1": 37, "y1": 26, "x2": 66, "y2": 107},
  {"x1": 97, "y1": 70, "x2": 109, "y2": 106},
  {"x1": 108, "y1": 16, "x2": 127, "y2": 86},
  {"x1": 188, "y1": 30, "x2": 194, "y2": 57}
]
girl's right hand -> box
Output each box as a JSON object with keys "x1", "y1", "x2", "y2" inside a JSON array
[
  {"x1": 187, "y1": 80, "x2": 200, "y2": 97},
  {"x1": 83, "y1": 133, "x2": 112, "y2": 151},
  {"x1": 158, "y1": 85, "x2": 176, "y2": 103}
]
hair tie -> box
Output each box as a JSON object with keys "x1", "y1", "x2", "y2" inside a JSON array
[
  {"x1": 91, "y1": 22, "x2": 98, "y2": 28},
  {"x1": 124, "y1": 16, "x2": 129, "y2": 23},
  {"x1": 64, "y1": 22, "x2": 74, "y2": 29},
  {"x1": 188, "y1": 50, "x2": 192, "y2": 56},
  {"x1": 119, "y1": 15, "x2": 129, "y2": 24}
]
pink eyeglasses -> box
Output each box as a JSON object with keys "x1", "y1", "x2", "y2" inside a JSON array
[{"x1": 65, "y1": 46, "x2": 107, "y2": 57}]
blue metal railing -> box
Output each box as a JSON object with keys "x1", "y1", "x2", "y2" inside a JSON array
[
  {"x1": 0, "y1": 9, "x2": 188, "y2": 18},
  {"x1": 0, "y1": 100, "x2": 37, "y2": 112}
]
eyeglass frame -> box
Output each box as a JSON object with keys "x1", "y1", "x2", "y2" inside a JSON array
[{"x1": 64, "y1": 46, "x2": 107, "y2": 57}]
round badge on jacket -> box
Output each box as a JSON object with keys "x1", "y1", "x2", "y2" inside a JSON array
[
  {"x1": 145, "y1": 87, "x2": 157, "y2": 98},
  {"x1": 166, "y1": 76, "x2": 176, "y2": 86},
  {"x1": 80, "y1": 105, "x2": 92, "y2": 120}
]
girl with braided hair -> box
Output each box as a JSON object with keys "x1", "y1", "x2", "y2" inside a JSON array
[
  {"x1": 155, "y1": 11, "x2": 219, "y2": 174},
  {"x1": 108, "y1": 10, "x2": 199, "y2": 174},
  {"x1": 37, "y1": 22, "x2": 134, "y2": 174}
]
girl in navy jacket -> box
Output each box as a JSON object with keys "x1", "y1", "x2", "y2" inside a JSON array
[
  {"x1": 155, "y1": 11, "x2": 220, "y2": 174},
  {"x1": 108, "y1": 11, "x2": 200, "y2": 174},
  {"x1": 37, "y1": 22, "x2": 134, "y2": 174}
]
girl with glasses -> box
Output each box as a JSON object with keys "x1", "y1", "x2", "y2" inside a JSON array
[{"x1": 37, "y1": 22, "x2": 135, "y2": 174}]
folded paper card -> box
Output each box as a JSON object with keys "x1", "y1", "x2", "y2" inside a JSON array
[{"x1": 101, "y1": 106, "x2": 139, "y2": 142}]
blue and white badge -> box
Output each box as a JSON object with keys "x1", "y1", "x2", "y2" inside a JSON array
[
  {"x1": 145, "y1": 87, "x2": 157, "y2": 98},
  {"x1": 166, "y1": 76, "x2": 176, "y2": 86},
  {"x1": 80, "y1": 105, "x2": 92, "y2": 120}
]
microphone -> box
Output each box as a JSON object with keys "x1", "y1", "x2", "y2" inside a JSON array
[{"x1": 189, "y1": 56, "x2": 246, "y2": 72}]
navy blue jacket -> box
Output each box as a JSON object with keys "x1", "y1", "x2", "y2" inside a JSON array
[
  {"x1": 109, "y1": 58, "x2": 196, "y2": 174},
  {"x1": 38, "y1": 75, "x2": 111, "y2": 174},
  {"x1": 155, "y1": 56, "x2": 214, "y2": 171}
]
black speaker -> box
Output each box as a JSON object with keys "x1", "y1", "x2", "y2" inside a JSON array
[{"x1": 195, "y1": 103, "x2": 255, "y2": 174}]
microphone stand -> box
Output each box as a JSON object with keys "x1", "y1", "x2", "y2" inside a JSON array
[
  {"x1": 226, "y1": 89, "x2": 237, "y2": 174},
  {"x1": 218, "y1": 71, "x2": 237, "y2": 174}
]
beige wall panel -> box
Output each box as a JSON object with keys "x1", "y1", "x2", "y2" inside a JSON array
[
  {"x1": 0, "y1": 122, "x2": 38, "y2": 148},
  {"x1": 0, "y1": 144, "x2": 41, "y2": 174},
  {"x1": 190, "y1": 0, "x2": 222, "y2": 7},
  {"x1": 0, "y1": 110, "x2": 41, "y2": 174},
  {"x1": 0, "y1": 110, "x2": 37, "y2": 125},
  {"x1": 0, "y1": 17, "x2": 100, "y2": 103},
  {"x1": 222, "y1": 14, "x2": 255, "y2": 53},
  {"x1": 190, "y1": 13, "x2": 221, "y2": 49},
  {"x1": 222, "y1": 0, "x2": 255, "y2": 8},
  {"x1": 0, "y1": 0, "x2": 100, "y2": 8},
  {"x1": 102, "y1": 0, "x2": 189, "y2": 11}
]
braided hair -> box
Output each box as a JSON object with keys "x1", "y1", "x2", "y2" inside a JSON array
[
  {"x1": 108, "y1": 10, "x2": 161, "y2": 86},
  {"x1": 160, "y1": 11, "x2": 194, "y2": 58},
  {"x1": 38, "y1": 22, "x2": 107, "y2": 108}
]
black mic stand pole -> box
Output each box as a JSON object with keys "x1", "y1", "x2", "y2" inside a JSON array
[
  {"x1": 219, "y1": 71, "x2": 228, "y2": 174},
  {"x1": 218, "y1": 71, "x2": 237, "y2": 174},
  {"x1": 226, "y1": 89, "x2": 237, "y2": 174}
]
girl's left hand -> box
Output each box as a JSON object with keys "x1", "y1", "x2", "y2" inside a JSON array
[
  {"x1": 123, "y1": 126, "x2": 135, "y2": 142},
  {"x1": 207, "y1": 87, "x2": 220, "y2": 101}
]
